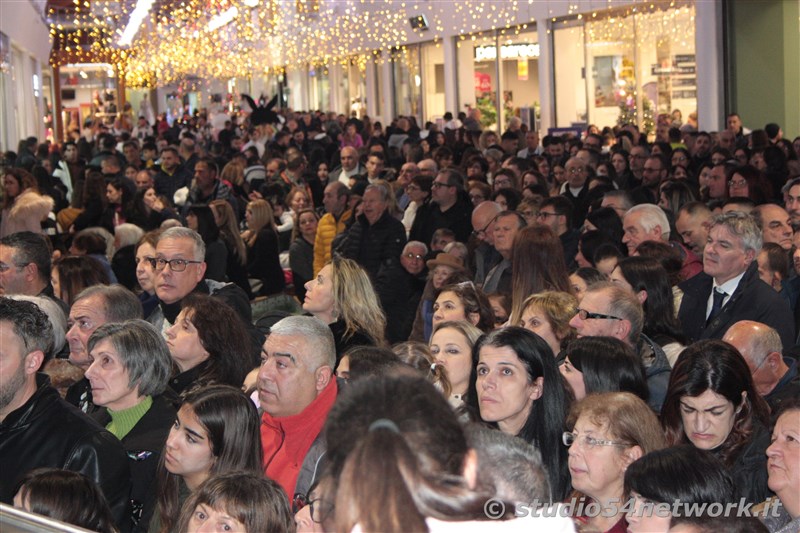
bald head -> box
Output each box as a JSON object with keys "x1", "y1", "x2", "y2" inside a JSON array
[
  {"x1": 418, "y1": 158, "x2": 438, "y2": 176},
  {"x1": 472, "y1": 201, "x2": 503, "y2": 245},
  {"x1": 340, "y1": 146, "x2": 359, "y2": 172},
  {"x1": 722, "y1": 320, "x2": 788, "y2": 397}
]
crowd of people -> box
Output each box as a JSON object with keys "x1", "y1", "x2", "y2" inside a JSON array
[{"x1": 0, "y1": 105, "x2": 799, "y2": 533}]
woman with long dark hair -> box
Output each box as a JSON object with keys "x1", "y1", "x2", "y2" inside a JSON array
[
  {"x1": 151, "y1": 385, "x2": 262, "y2": 533},
  {"x1": 559, "y1": 336, "x2": 648, "y2": 402},
  {"x1": 610, "y1": 256, "x2": 686, "y2": 366},
  {"x1": 164, "y1": 294, "x2": 253, "y2": 395},
  {"x1": 661, "y1": 340, "x2": 771, "y2": 503},
  {"x1": 466, "y1": 327, "x2": 573, "y2": 501}
]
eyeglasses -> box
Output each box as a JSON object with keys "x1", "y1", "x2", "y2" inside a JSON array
[
  {"x1": 472, "y1": 219, "x2": 493, "y2": 238},
  {"x1": 309, "y1": 498, "x2": 335, "y2": 524},
  {"x1": 0, "y1": 261, "x2": 28, "y2": 272},
  {"x1": 563, "y1": 431, "x2": 629, "y2": 448},
  {"x1": 431, "y1": 181, "x2": 450, "y2": 189},
  {"x1": 630, "y1": 154, "x2": 648, "y2": 160},
  {"x1": 536, "y1": 211, "x2": 559, "y2": 219},
  {"x1": 567, "y1": 167, "x2": 584, "y2": 175},
  {"x1": 404, "y1": 253, "x2": 424, "y2": 261},
  {"x1": 575, "y1": 308, "x2": 623, "y2": 321},
  {"x1": 470, "y1": 194, "x2": 485, "y2": 202},
  {"x1": 151, "y1": 257, "x2": 203, "y2": 272},
  {"x1": 729, "y1": 179, "x2": 747, "y2": 188}
]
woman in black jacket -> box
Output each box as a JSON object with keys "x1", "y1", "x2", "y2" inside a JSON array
[{"x1": 241, "y1": 199, "x2": 285, "y2": 297}]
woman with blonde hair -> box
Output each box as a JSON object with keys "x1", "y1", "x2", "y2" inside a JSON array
[
  {"x1": 241, "y1": 199, "x2": 284, "y2": 297},
  {"x1": 518, "y1": 291, "x2": 578, "y2": 359},
  {"x1": 392, "y1": 341, "x2": 452, "y2": 400},
  {"x1": 1, "y1": 168, "x2": 53, "y2": 238},
  {"x1": 565, "y1": 392, "x2": 666, "y2": 531},
  {"x1": 209, "y1": 199, "x2": 250, "y2": 296},
  {"x1": 303, "y1": 255, "x2": 386, "y2": 363}
]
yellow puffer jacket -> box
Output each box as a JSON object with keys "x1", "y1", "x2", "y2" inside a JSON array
[{"x1": 313, "y1": 209, "x2": 352, "y2": 275}]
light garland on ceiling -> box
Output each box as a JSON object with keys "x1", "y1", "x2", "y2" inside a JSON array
[{"x1": 47, "y1": 0, "x2": 694, "y2": 89}]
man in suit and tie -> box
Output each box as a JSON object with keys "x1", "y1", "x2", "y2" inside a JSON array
[{"x1": 678, "y1": 211, "x2": 794, "y2": 348}]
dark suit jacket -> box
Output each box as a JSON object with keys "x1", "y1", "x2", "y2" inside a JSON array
[{"x1": 678, "y1": 263, "x2": 795, "y2": 348}]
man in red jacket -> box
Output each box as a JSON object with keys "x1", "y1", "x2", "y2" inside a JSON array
[{"x1": 258, "y1": 315, "x2": 337, "y2": 507}]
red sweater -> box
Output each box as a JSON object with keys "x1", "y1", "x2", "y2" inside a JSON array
[{"x1": 260, "y1": 379, "x2": 338, "y2": 497}]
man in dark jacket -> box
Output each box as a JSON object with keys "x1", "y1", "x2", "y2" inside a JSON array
[
  {"x1": 335, "y1": 182, "x2": 406, "y2": 340},
  {"x1": 410, "y1": 168, "x2": 473, "y2": 245},
  {"x1": 0, "y1": 298, "x2": 131, "y2": 530},
  {"x1": 678, "y1": 211, "x2": 795, "y2": 348}
]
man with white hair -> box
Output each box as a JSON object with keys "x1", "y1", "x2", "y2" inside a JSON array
[
  {"x1": 258, "y1": 315, "x2": 337, "y2": 504},
  {"x1": 623, "y1": 204, "x2": 702, "y2": 279},
  {"x1": 678, "y1": 212, "x2": 794, "y2": 346}
]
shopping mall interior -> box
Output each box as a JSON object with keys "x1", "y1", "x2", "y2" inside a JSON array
[{"x1": 1, "y1": 0, "x2": 798, "y2": 149}]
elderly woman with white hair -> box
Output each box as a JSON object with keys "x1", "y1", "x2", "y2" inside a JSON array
[{"x1": 112, "y1": 223, "x2": 145, "y2": 290}]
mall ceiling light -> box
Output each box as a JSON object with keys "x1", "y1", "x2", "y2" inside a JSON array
[
  {"x1": 118, "y1": 0, "x2": 154, "y2": 46},
  {"x1": 207, "y1": 7, "x2": 239, "y2": 32}
]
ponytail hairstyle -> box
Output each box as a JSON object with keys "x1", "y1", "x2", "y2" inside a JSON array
[{"x1": 324, "y1": 375, "x2": 509, "y2": 532}]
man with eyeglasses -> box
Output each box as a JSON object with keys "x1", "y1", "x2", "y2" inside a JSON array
[
  {"x1": 409, "y1": 168, "x2": 472, "y2": 246},
  {"x1": 561, "y1": 157, "x2": 591, "y2": 229},
  {"x1": 630, "y1": 154, "x2": 667, "y2": 205},
  {"x1": 470, "y1": 201, "x2": 503, "y2": 285},
  {"x1": 395, "y1": 241, "x2": 429, "y2": 342},
  {"x1": 568, "y1": 281, "x2": 671, "y2": 412},
  {"x1": 146, "y1": 227, "x2": 258, "y2": 350},
  {"x1": 537, "y1": 196, "x2": 579, "y2": 270},
  {"x1": 628, "y1": 145, "x2": 649, "y2": 183},
  {"x1": 0, "y1": 232, "x2": 66, "y2": 313},
  {"x1": 395, "y1": 162, "x2": 419, "y2": 211}
]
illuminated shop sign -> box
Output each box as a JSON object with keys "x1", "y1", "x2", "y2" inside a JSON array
[{"x1": 475, "y1": 43, "x2": 540, "y2": 62}]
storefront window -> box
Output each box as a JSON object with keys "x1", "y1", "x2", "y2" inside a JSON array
[
  {"x1": 456, "y1": 25, "x2": 540, "y2": 133},
  {"x1": 420, "y1": 41, "x2": 445, "y2": 123},
  {"x1": 391, "y1": 45, "x2": 421, "y2": 124},
  {"x1": 553, "y1": 2, "x2": 696, "y2": 136},
  {"x1": 59, "y1": 64, "x2": 119, "y2": 133}
]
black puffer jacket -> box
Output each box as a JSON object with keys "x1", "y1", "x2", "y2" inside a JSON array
[{"x1": 0, "y1": 374, "x2": 132, "y2": 532}]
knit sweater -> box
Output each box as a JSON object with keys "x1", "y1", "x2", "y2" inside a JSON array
[{"x1": 106, "y1": 396, "x2": 152, "y2": 440}]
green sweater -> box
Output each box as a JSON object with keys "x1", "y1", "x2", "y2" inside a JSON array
[{"x1": 106, "y1": 395, "x2": 153, "y2": 440}]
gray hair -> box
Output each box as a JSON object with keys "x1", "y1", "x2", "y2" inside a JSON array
[
  {"x1": 708, "y1": 211, "x2": 762, "y2": 254},
  {"x1": 588, "y1": 281, "x2": 644, "y2": 345},
  {"x1": 73, "y1": 285, "x2": 143, "y2": 323},
  {"x1": 269, "y1": 315, "x2": 336, "y2": 369},
  {"x1": 0, "y1": 231, "x2": 51, "y2": 284},
  {"x1": 0, "y1": 297, "x2": 53, "y2": 357},
  {"x1": 742, "y1": 322, "x2": 783, "y2": 367},
  {"x1": 158, "y1": 226, "x2": 206, "y2": 261},
  {"x1": 403, "y1": 240, "x2": 428, "y2": 256},
  {"x1": 87, "y1": 319, "x2": 172, "y2": 397},
  {"x1": 625, "y1": 204, "x2": 670, "y2": 240},
  {"x1": 114, "y1": 223, "x2": 145, "y2": 250},
  {"x1": 7, "y1": 295, "x2": 66, "y2": 358},
  {"x1": 464, "y1": 424, "x2": 551, "y2": 504}
]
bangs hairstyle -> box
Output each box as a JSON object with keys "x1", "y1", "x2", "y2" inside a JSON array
[
  {"x1": 176, "y1": 472, "x2": 294, "y2": 533},
  {"x1": 624, "y1": 445, "x2": 734, "y2": 510},
  {"x1": 519, "y1": 291, "x2": 578, "y2": 347},
  {"x1": 181, "y1": 293, "x2": 254, "y2": 386},
  {"x1": 87, "y1": 319, "x2": 172, "y2": 397},
  {"x1": 567, "y1": 392, "x2": 666, "y2": 457},
  {"x1": 661, "y1": 340, "x2": 770, "y2": 467},
  {"x1": 436, "y1": 281, "x2": 495, "y2": 333}
]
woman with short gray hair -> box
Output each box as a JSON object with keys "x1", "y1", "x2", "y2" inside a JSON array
[{"x1": 86, "y1": 319, "x2": 177, "y2": 531}]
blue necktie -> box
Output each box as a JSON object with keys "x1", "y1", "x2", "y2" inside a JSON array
[{"x1": 707, "y1": 289, "x2": 727, "y2": 324}]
